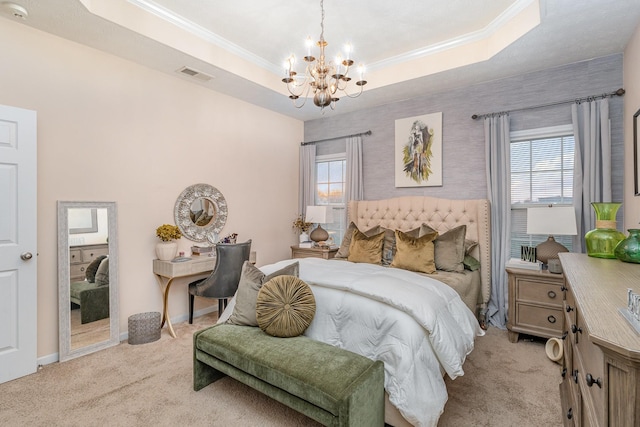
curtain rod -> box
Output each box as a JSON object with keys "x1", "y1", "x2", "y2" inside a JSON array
[
  {"x1": 301, "y1": 130, "x2": 372, "y2": 146},
  {"x1": 471, "y1": 88, "x2": 625, "y2": 120}
]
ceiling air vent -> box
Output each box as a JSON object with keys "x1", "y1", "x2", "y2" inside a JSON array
[{"x1": 176, "y1": 66, "x2": 214, "y2": 82}]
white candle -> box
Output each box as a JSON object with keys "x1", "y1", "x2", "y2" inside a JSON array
[
  {"x1": 306, "y1": 37, "x2": 313, "y2": 57},
  {"x1": 344, "y1": 43, "x2": 352, "y2": 60}
]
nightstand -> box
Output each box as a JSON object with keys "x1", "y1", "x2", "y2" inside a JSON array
[
  {"x1": 291, "y1": 245, "x2": 338, "y2": 260},
  {"x1": 506, "y1": 267, "x2": 564, "y2": 343}
]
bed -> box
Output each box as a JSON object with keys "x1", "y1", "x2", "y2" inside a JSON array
[
  {"x1": 345, "y1": 196, "x2": 491, "y2": 320},
  {"x1": 219, "y1": 196, "x2": 491, "y2": 427}
]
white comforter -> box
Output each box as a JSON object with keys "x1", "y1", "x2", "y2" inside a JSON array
[{"x1": 220, "y1": 258, "x2": 484, "y2": 427}]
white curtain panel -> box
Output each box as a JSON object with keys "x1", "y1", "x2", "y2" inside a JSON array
[
  {"x1": 571, "y1": 98, "x2": 611, "y2": 253},
  {"x1": 484, "y1": 114, "x2": 511, "y2": 329},
  {"x1": 345, "y1": 136, "x2": 364, "y2": 202},
  {"x1": 299, "y1": 144, "x2": 316, "y2": 216}
]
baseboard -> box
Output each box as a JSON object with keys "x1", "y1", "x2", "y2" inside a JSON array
[
  {"x1": 39, "y1": 306, "x2": 219, "y2": 366},
  {"x1": 38, "y1": 353, "x2": 60, "y2": 366}
]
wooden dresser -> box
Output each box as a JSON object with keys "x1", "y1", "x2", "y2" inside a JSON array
[
  {"x1": 69, "y1": 243, "x2": 109, "y2": 282},
  {"x1": 559, "y1": 253, "x2": 640, "y2": 426}
]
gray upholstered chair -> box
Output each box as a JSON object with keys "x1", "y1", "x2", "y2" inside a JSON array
[{"x1": 188, "y1": 240, "x2": 251, "y2": 324}]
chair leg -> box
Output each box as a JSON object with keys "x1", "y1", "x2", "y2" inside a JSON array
[{"x1": 189, "y1": 294, "x2": 195, "y2": 324}]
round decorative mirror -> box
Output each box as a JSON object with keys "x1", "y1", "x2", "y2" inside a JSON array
[{"x1": 174, "y1": 184, "x2": 227, "y2": 243}]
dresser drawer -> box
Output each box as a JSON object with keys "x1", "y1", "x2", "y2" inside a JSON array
[
  {"x1": 564, "y1": 284, "x2": 577, "y2": 327},
  {"x1": 574, "y1": 313, "x2": 605, "y2": 425},
  {"x1": 516, "y1": 303, "x2": 563, "y2": 333},
  {"x1": 69, "y1": 249, "x2": 82, "y2": 264},
  {"x1": 81, "y1": 247, "x2": 109, "y2": 263},
  {"x1": 70, "y1": 262, "x2": 88, "y2": 280},
  {"x1": 517, "y1": 279, "x2": 563, "y2": 307}
]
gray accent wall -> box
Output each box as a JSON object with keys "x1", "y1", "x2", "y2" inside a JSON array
[{"x1": 304, "y1": 54, "x2": 624, "y2": 205}]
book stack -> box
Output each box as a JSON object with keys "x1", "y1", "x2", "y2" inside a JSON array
[
  {"x1": 505, "y1": 258, "x2": 543, "y2": 271},
  {"x1": 191, "y1": 245, "x2": 213, "y2": 256},
  {"x1": 298, "y1": 241, "x2": 313, "y2": 249}
]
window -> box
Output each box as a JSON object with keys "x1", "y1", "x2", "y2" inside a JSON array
[
  {"x1": 315, "y1": 153, "x2": 346, "y2": 245},
  {"x1": 510, "y1": 125, "x2": 574, "y2": 258}
]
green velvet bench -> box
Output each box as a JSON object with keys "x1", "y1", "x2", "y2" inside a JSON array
[
  {"x1": 69, "y1": 281, "x2": 109, "y2": 324},
  {"x1": 193, "y1": 323, "x2": 385, "y2": 427}
]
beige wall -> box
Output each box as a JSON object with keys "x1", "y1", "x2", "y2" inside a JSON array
[
  {"x1": 0, "y1": 19, "x2": 303, "y2": 359},
  {"x1": 624, "y1": 22, "x2": 640, "y2": 228}
]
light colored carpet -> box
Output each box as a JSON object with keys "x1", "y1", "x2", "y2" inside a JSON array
[{"x1": 0, "y1": 313, "x2": 562, "y2": 426}]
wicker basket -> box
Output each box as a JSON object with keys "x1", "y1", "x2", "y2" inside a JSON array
[{"x1": 128, "y1": 312, "x2": 161, "y2": 345}]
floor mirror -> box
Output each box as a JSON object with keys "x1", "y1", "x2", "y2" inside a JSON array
[{"x1": 57, "y1": 201, "x2": 119, "y2": 362}]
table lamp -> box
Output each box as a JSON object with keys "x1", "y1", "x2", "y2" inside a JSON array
[
  {"x1": 305, "y1": 206, "x2": 334, "y2": 244},
  {"x1": 527, "y1": 205, "x2": 577, "y2": 272}
]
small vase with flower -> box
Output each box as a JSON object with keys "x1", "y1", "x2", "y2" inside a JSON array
[
  {"x1": 155, "y1": 224, "x2": 182, "y2": 261},
  {"x1": 292, "y1": 215, "x2": 313, "y2": 243}
]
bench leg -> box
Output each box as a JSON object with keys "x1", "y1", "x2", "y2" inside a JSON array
[
  {"x1": 194, "y1": 327, "x2": 228, "y2": 391},
  {"x1": 194, "y1": 353, "x2": 227, "y2": 391}
]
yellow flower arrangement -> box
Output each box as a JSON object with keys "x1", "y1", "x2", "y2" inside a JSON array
[
  {"x1": 156, "y1": 224, "x2": 182, "y2": 241},
  {"x1": 292, "y1": 214, "x2": 313, "y2": 233}
]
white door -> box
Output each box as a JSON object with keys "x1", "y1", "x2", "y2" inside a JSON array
[{"x1": 0, "y1": 104, "x2": 37, "y2": 384}]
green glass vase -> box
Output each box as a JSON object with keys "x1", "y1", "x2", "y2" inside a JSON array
[
  {"x1": 585, "y1": 202, "x2": 625, "y2": 259},
  {"x1": 614, "y1": 229, "x2": 640, "y2": 263}
]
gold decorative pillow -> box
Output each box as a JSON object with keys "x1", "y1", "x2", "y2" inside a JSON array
[
  {"x1": 347, "y1": 229, "x2": 385, "y2": 264},
  {"x1": 390, "y1": 230, "x2": 437, "y2": 274},
  {"x1": 256, "y1": 275, "x2": 316, "y2": 338},
  {"x1": 335, "y1": 223, "x2": 383, "y2": 259},
  {"x1": 381, "y1": 225, "x2": 423, "y2": 266},
  {"x1": 334, "y1": 222, "x2": 358, "y2": 259}
]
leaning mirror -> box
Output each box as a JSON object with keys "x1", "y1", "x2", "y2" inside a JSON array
[
  {"x1": 174, "y1": 183, "x2": 227, "y2": 243},
  {"x1": 57, "y1": 201, "x2": 119, "y2": 362}
]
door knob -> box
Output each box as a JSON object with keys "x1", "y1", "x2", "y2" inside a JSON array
[{"x1": 20, "y1": 252, "x2": 33, "y2": 260}]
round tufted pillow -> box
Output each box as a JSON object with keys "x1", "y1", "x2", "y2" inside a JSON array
[{"x1": 255, "y1": 275, "x2": 316, "y2": 338}]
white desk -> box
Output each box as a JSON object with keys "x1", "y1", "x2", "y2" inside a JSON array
[{"x1": 152, "y1": 256, "x2": 215, "y2": 337}]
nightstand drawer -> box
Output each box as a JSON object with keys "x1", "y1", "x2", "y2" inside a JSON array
[
  {"x1": 517, "y1": 279, "x2": 563, "y2": 307},
  {"x1": 516, "y1": 303, "x2": 563, "y2": 333},
  {"x1": 294, "y1": 251, "x2": 325, "y2": 259},
  {"x1": 291, "y1": 245, "x2": 338, "y2": 260}
]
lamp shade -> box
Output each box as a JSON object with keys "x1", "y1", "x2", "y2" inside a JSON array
[
  {"x1": 526, "y1": 206, "x2": 577, "y2": 236},
  {"x1": 306, "y1": 206, "x2": 334, "y2": 243},
  {"x1": 305, "y1": 206, "x2": 334, "y2": 224},
  {"x1": 527, "y1": 205, "x2": 577, "y2": 267}
]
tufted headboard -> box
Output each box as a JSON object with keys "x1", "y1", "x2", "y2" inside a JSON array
[{"x1": 348, "y1": 196, "x2": 491, "y2": 315}]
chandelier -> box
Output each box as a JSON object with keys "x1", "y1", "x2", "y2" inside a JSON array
[{"x1": 282, "y1": 0, "x2": 367, "y2": 111}]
